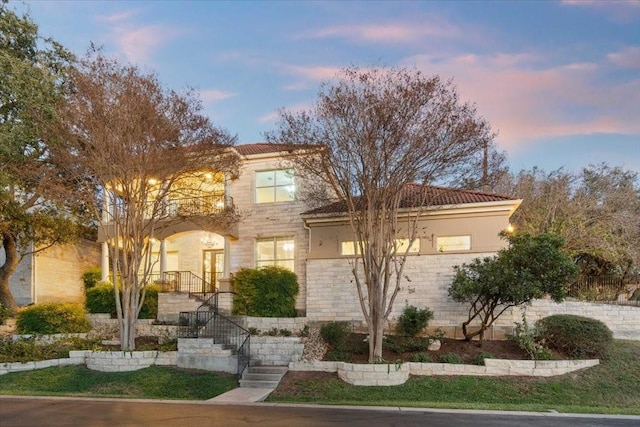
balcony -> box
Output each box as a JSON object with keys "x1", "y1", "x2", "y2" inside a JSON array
[{"x1": 164, "y1": 194, "x2": 231, "y2": 217}]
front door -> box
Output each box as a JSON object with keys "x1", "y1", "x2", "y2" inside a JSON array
[{"x1": 203, "y1": 249, "x2": 224, "y2": 291}]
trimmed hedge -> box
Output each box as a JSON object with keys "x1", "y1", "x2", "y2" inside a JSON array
[
  {"x1": 16, "y1": 303, "x2": 91, "y2": 334},
  {"x1": 232, "y1": 266, "x2": 299, "y2": 317},
  {"x1": 85, "y1": 283, "x2": 159, "y2": 319},
  {"x1": 536, "y1": 314, "x2": 613, "y2": 359}
]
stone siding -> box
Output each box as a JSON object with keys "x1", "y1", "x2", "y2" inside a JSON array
[{"x1": 229, "y1": 157, "x2": 310, "y2": 313}]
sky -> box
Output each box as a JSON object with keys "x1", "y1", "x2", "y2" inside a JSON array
[{"x1": 17, "y1": 0, "x2": 640, "y2": 174}]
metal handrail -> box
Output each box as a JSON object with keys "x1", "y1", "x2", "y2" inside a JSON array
[
  {"x1": 179, "y1": 291, "x2": 251, "y2": 379},
  {"x1": 150, "y1": 271, "x2": 215, "y2": 297}
]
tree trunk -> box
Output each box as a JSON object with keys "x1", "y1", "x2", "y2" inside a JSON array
[{"x1": 0, "y1": 230, "x2": 19, "y2": 313}]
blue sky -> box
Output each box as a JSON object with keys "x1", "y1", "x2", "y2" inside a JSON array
[{"x1": 19, "y1": 0, "x2": 640, "y2": 173}]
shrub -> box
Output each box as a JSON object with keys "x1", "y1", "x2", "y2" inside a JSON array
[
  {"x1": 85, "y1": 283, "x2": 117, "y2": 315},
  {"x1": 508, "y1": 314, "x2": 553, "y2": 360},
  {"x1": 438, "y1": 353, "x2": 464, "y2": 364},
  {"x1": 472, "y1": 352, "x2": 495, "y2": 366},
  {"x1": 85, "y1": 283, "x2": 158, "y2": 319},
  {"x1": 536, "y1": 314, "x2": 613, "y2": 359},
  {"x1": 0, "y1": 301, "x2": 11, "y2": 325},
  {"x1": 16, "y1": 303, "x2": 91, "y2": 334},
  {"x1": 410, "y1": 352, "x2": 432, "y2": 363},
  {"x1": 320, "y1": 321, "x2": 351, "y2": 349},
  {"x1": 396, "y1": 304, "x2": 434, "y2": 337},
  {"x1": 232, "y1": 266, "x2": 299, "y2": 317},
  {"x1": 384, "y1": 336, "x2": 430, "y2": 353},
  {"x1": 81, "y1": 267, "x2": 102, "y2": 290}
]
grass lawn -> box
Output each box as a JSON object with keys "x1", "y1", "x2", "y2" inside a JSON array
[
  {"x1": 267, "y1": 340, "x2": 640, "y2": 415},
  {"x1": 0, "y1": 365, "x2": 237, "y2": 400}
]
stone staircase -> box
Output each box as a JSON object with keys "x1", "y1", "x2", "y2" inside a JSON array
[{"x1": 239, "y1": 365, "x2": 288, "y2": 388}]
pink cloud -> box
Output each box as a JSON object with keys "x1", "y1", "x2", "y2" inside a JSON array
[
  {"x1": 304, "y1": 21, "x2": 461, "y2": 44},
  {"x1": 200, "y1": 89, "x2": 236, "y2": 104},
  {"x1": 608, "y1": 46, "x2": 640, "y2": 68},
  {"x1": 561, "y1": 0, "x2": 640, "y2": 23},
  {"x1": 403, "y1": 51, "x2": 640, "y2": 150}
]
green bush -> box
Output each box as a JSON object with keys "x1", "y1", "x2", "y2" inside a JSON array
[
  {"x1": 536, "y1": 314, "x2": 613, "y2": 359},
  {"x1": 383, "y1": 336, "x2": 431, "y2": 353},
  {"x1": 16, "y1": 303, "x2": 91, "y2": 334},
  {"x1": 81, "y1": 267, "x2": 102, "y2": 290},
  {"x1": 508, "y1": 314, "x2": 553, "y2": 360},
  {"x1": 0, "y1": 302, "x2": 11, "y2": 325},
  {"x1": 85, "y1": 283, "x2": 117, "y2": 315},
  {"x1": 320, "y1": 321, "x2": 351, "y2": 349},
  {"x1": 472, "y1": 352, "x2": 495, "y2": 366},
  {"x1": 396, "y1": 304, "x2": 434, "y2": 337},
  {"x1": 438, "y1": 353, "x2": 464, "y2": 364},
  {"x1": 232, "y1": 266, "x2": 299, "y2": 317},
  {"x1": 85, "y1": 283, "x2": 158, "y2": 319},
  {"x1": 410, "y1": 352, "x2": 432, "y2": 363}
]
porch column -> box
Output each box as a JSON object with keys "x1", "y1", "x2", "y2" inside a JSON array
[
  {"x1": 101, "y1": 242, "x2": 109, "y2": 282},
  {"x1": 159, "y1": 239, "x2": 167, "y2": 280},
  {"x1": 218, "y1": 236, "x2": 232, "y2": 292}
]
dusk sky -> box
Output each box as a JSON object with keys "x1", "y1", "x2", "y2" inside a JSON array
[{"x1": 19, "y1": 0, "x2": 640, "y2": 173}]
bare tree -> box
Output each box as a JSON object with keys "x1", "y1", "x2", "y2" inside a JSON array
[
  {"x1": 266, "y1": 67, "x2": 500, "y2": 361},
  {"x1": 496, "y1": 164, "x2": 640, "y2": 277},
  {"x1": 55, "y1": 52, "x2": 239, "y2": 350}
]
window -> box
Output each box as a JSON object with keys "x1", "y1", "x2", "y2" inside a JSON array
[
  {"x1": 255, "y1": 169, "x2": 295, "y2": 203},
  {"x1": 340, "y1": 239, "x2": 420, "y2": 256},
  {"x1": 436, "y1": 235, "x2": 471, "y2": 252},
  {"x1": 256, "y1": 237, "x2": 295, "y2": 271}
]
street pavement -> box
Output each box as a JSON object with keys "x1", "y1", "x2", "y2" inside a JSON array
[{"x1": 1, "y1": 396, "x2": 639, "y2": 427}]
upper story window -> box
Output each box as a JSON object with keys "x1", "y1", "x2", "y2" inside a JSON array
[
  {"x1": 255, "y1": 169, "x2": 295, "y2": 203},
  {"x1": 437, "y1": 235, "x2": 471, "y2": 252},
  {"x1": 340, "y1": 239, "x2": 420, "y2": 256},
  {"x1": 256, "y1": 237, "x2": 295, "y2": 271}
]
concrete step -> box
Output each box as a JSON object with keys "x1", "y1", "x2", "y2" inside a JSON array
[
  {"x1": 246, "y1": 366, "x2": 288, "y2": 375},
  {"x1": 239, "y1": 379, "x2": 281, "y2": 388},
  {"x1": 242, "y1": 373, "x2": 283, "y2": 382},
  {"x1": 239, "y1": 365, "x2": 288, "y2": 389}
]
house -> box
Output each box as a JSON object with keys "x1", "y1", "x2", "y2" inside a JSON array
[
  {"x1": 96, "y1": 143, "x2": 521, "y2": 332},
  {"x1": 5, "y1": 239, "x2": 100, "y2": 306}
]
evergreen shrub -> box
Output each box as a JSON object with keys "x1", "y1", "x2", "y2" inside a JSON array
[
  {"x1": 232, "y1": 266, "x2": 299, "y2": 317},
  {"x1": 16, "y1": 303, "x2": 90, "y2": 334},
  {"x1": 536, "y1": 314, "x2": 613, "y2": 359}
]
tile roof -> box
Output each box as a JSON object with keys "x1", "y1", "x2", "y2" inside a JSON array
[{"x1": 303, "y1": 184, "x2": 518, "y2": 215}]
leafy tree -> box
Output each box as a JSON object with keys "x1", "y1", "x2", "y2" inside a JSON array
[
  {"x1": 267, "y1": 66, "x2": 502, "y2": 361},
  {"x1": 496, "y1": 164, "x2": 640, "y2": 276},
  {"x1": 0, "y1": 3, "x2": 81, "y2": 312},
  {"x1": 53, "y1": 51, "x2": 239, "y2": 350},
  {"x1": 449, "y1": 232, "x2": 577, "y2": 341}
]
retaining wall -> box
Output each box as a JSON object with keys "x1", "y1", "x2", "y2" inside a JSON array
[
  {"x1": 245, "y1": 317, "x2": 308, "y2": 335},
  {"x1": 0, "y1": 350, "x2": 177, "y2": 375},
  {"x1": 289, "y1": 359, "x2": 600, "y2": 386},
  {"x1": 250, "y1": 336, "x2": 304, "y2": 366}
]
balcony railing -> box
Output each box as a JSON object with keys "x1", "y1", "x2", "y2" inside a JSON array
[{"x1": 105, "y1": 194, "x2": 233, "y2": 223}]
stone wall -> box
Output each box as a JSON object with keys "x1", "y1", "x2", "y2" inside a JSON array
[
  {"x1": 176, "y1": 338, "x2": 237, "y2": 373},
  {"x1": 290, "y1": 359, "x2": 600, "y2": 386},
  {"x1": 305, "y1": 256, "x2": 640, "y2": 340},
  {"x1": 157, "y1": 293, "x2": 201, "y2": 323},
  {"x1": 245, "y1": 317, "x2": 307, "y2": 334},
  {"x1": 250, "y1": 336, "x2": 304, "y2": 366},
  {"x1": 0, "y1": 350, "x2": 177, "y2": 375},
  {"x1": 87, "y1": 314, "x2": 178, "y2": 341}
]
